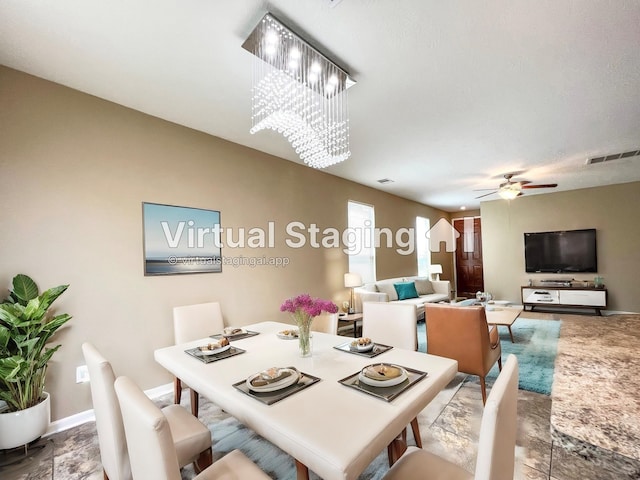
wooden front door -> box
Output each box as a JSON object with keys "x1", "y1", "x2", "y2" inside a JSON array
[{"x1": 454, "y1": 218, "x2": 484, "y2": 299}]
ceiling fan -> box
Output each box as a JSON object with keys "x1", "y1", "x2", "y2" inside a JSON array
[{"x1": 475, "y1": 173, "x2": 558, "y2": 200}]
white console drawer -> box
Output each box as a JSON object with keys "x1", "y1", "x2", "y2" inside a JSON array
[
  {"x1": 522, "y1": 288, "x2": 560, "y2": 304},
  {"x1": 559, "y1": 290, "x2": 606, "y2": 307}
]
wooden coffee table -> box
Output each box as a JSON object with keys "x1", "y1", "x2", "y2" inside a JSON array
[{"x1": 485, "y1": 304, "x2": 523, "y2": 343}]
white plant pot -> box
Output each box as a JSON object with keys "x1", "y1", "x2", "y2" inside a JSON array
[{"x1": 0, "y1": 392, "x2": 50, "y2": 450}]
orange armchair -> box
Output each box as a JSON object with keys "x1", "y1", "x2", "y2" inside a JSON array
[{"x1": 424, "y1": 303, "x2": 502, "y2": 404}]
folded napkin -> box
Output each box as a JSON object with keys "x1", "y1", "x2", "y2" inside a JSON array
[
  {"x1": 250, "y1": 367, "x2": 296, "y2": 387},
  {"x1": 362, "y1": 364, "x2": 403, "y2": 381}
]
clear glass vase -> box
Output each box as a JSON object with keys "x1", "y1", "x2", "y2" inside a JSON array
[{"x1": 298, "y1": 321, "x2": 312, "y2": 357}]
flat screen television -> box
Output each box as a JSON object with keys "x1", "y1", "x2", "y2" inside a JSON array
[{"x1": 524, "y1": 229, "x2": 598, "y2": 273}]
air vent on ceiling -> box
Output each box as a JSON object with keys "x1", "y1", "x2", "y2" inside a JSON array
[
  {"x1": 586, "y1": 149, "x2": 640, "y2": 165},
  {"x1": 377, "y1": 178, "x2": 394, "y2": 184}
]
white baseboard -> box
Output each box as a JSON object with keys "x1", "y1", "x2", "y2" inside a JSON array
[{"x1": 44, "y1": 382, "x2": 174, "y2": 437}]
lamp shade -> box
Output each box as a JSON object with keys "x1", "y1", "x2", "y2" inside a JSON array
[
  {"x1": 344, "y1": 272, "x2": 363, "y2": 288},
  {"x1": 430, "y1": 264, "x2": 443, "y2": 275}
]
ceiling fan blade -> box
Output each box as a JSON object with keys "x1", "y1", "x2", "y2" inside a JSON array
[
  {"x1": 521, "y1": 183, "x2": 558, "y2": 189},
  {"x1": 518, "y1": 180, "x2": 532, "y2": 186},
  {"x1": 475, "y1": 191, "x2": 498, "y2": 199}
]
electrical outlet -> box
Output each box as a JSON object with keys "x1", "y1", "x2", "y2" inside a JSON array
[{"x1": 76, "y1": 365, "x2": 90, "y2": 383}]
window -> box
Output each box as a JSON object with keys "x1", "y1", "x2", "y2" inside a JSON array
[
  {"x1": 416, "y1": 216, "x2": 431, "y2": 277},
  {"x1": 347, "y1": 201, "x2": 376, "y2": 284}
]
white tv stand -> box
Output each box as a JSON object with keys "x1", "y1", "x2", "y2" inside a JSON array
[{"x1": 521, "y1": 286, "x2": 607, "y2": 315}]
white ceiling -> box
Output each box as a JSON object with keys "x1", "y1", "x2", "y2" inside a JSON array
[{"x1": 2, "y1": 0, "x2": 640, "y2": 212}]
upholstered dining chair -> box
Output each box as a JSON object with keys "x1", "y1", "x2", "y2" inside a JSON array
[
  {"x1": 81, "y1": 342, "x2": 213, "y2": 480},
  {"x1": 173, "y1": 302, "x2": 225, "y2": 417},
  {"x1": 424, "y1": 303, "x2": 502, "y2": 404},
  {"x1": 114, "y1": 375, "x2": 270, "y2": 480},
  {"x1": 382, "y1": 354, "x2": 519, "y2": 480},
  {"x1": 362, "y1": 302, "x2": 421, "y2": 464},
  {"x1": 311, "y1": 312, "x2": 339, "y2": 334}
]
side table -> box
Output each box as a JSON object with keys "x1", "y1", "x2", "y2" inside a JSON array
[{"x1": 337, "y1": 313, "x2": 363, "y2": 337}]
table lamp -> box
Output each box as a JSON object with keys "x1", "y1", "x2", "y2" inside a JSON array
[
  {"x1": 344, "y1": 272, "x2": 363, "y2": 314},
  {"x1": 430, "y1": 264, "x2": 443, "y2": 281}
]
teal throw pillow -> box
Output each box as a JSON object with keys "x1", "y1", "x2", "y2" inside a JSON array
[{"x1": 394, "y1": 282, "x2": 419, "y2": 300}]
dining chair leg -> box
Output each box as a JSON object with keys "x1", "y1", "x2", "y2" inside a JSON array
[
  {"x1": 174, "y1": 377, "x2": 182, "y2": 404},
  {"x1": 295, "y1": 459, "x2": 310, "y2": 480},
  {"x1": 410, "y1": 417, "x2": 422, "y2": 448},
  {"x1": 498, "y1": 356, "x2": 503, "y2": 371},
  {"x1": 190, "y1": 388, "x2": 199, "y2": 417},
  {"x1": 193, "y1": 447, "x2": 213, "y2": 473},
  {"x1": 480, "y1": 376, "x2": 487, "y2": 405}
]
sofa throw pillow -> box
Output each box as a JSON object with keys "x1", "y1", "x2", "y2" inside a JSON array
[
  {"x1": 394, "y1": 282, "x2": 419, "y2": 300},
  {"x1": 376, "y1": 282, "x2": 399, "y2": 301},
  {"x1": 414, "y1": 277, "x2": 435, "y2": 295}
]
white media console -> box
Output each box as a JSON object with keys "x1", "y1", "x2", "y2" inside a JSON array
[{"x1": 521, "y1": 285, "x2": 607, "y2": 315}]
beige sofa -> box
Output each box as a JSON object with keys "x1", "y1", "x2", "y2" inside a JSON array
[{"x1": 354, "y1": 276, "x2": 451, "y2": 319}]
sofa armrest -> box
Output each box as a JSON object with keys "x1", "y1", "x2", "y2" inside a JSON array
[
  {"x1": 431, "y1": 280, "x2": 451, "y2": 300},
  {"x1": 354, "y1": 290, "x2": 388, "y2": 313}
]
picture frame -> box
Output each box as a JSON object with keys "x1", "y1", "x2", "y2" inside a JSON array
[{"x1": 142, "y1": 202, "x2": 222, "y2": 275}]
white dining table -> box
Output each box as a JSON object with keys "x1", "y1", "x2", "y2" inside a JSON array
[{"x1": 154, "y1": 321, "x2": 458, "y2": 480}]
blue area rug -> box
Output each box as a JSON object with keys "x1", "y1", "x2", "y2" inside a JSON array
[{"x1": 417, "y1": 318, "x2": 561, "y2": 395}]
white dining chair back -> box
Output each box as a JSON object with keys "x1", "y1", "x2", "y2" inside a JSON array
[
  {"x1": 82, "y1": 342, "x2": 131, "y2": 480},
  {"x1": 115, "y1": 376, "x2": 181, "y2": 480},
  {"x1": 311, "y1": 312, "x2": 339, "y2": 334},
  {"x1": 82, "y1": 342, "x2": 213, "y2": 479},
  {"x1": 173, "y1": 302, "x2": 225, "y2": 344},
  {"x1": 474, "y1": 353, "x2": 519, "y2": 479},
  {"x1": 381, "y1": 354, "x2": 519, "y2": 480},
  {"x1": 172, "y1": 302, "x2": 225, "y2": 415},
  {"x1": 362, "y1": 302, "x2": 417, "y2": 350},
  {"x1": 114, "y1": 376, "x2": 270, "y2": 480}
]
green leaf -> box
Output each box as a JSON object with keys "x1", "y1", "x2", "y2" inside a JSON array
[
  {"x1": 36, "y1": 285, "x2": 69, "y2": 313},
  {"x1": 11, "y1": 274, "x2": 39, "y2": 305}
]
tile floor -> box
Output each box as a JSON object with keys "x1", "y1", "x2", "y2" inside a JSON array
[{"x1": 1, "y1": 372, "x2": 627, "y2": 480}]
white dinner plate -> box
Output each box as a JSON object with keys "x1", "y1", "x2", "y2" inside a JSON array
[
  {"x1": 358, "y1": 365, "x2": 408, "y2": 388},
  {"x1": 198, "y1": 344, "x2": 231, "y2": 356},
  {"x1": 276, "y1": 330, "x2": 299, "y2": 340},
  {"x1": 223, "y1": 327, "x2": 247, "y2": 337},
  {"x1": 246, "y1": 368, "x2": 300, "y2": 392}
]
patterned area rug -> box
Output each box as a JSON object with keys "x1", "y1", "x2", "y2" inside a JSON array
[{"x1": 417, "y1": 318, "x2": 561, "y2": 395}]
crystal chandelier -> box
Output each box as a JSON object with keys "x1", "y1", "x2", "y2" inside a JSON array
[{"x1": 242, "y1": 13, "x2": 355, "y2": 169}]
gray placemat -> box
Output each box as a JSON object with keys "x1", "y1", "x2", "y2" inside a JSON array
[
  {"x1": 333, "y1": 341, "x2": 393, "y2": 358},
  {"x1": 233, "y1": 370, "x2": 321, "y2": 405},
  {"x1": 185, "y1": 346, "x2": 246, "y2": 363},
  {"x1": 338, "y1": 365, "x2": 427, "y2": 402}
]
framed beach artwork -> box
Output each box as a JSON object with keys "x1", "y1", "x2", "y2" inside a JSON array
[{"x1": 142, "y1": 202, "x2": 222, "y2": 275}]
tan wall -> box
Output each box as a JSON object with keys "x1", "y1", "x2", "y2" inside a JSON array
[
  {"x1": 480, "y1": 184, "x2": 640, "y2": 312},
  {"x1": 0, "y1": 66, "x2": 451, "y2": 420}
]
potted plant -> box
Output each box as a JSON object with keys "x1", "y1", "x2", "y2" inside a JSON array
[{"x1": 0, "y1": 274, "x2": 71, "y2": 449}]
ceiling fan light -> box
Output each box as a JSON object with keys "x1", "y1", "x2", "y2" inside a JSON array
[{"x1": 498, "y1": 185, "x2": 520, "y2": 200}]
